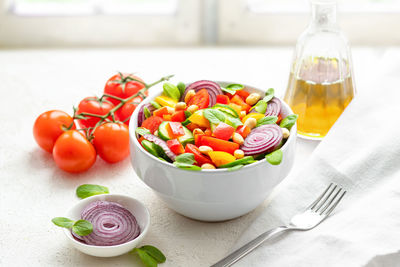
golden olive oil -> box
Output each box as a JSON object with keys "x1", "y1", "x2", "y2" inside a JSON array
[{"x1": 284, "y1": 57, "x2": 355, "y2": 139}]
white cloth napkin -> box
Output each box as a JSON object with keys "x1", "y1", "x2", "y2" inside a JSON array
[{"x1": 231, "y1": 51, "x2": 400, "y2": 267}]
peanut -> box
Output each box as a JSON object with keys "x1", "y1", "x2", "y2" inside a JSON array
[
  {"x1": 232, "y1": 132, "x2": 244, "y2": 145},
  {"x1": 234, "y1": 149, "x2": 244, "y2": 159},
  {"x1": 245, "y1": 93, "x2": 261, "y2": 106},
  {"x1": 201, "y1": 163, "x2": 216, "y2": 169},
  {"x1": 199, "y1": 145, "x2": 213, "y2": 155},
  {"x1": 244, "y1": 117, "x2": 257, "y2": 130},
  {"x1": 282, "y1": 127, "x2": 290, "y2": 139},
  {"x1": 184, "y1": 90, "x2": 196, "y2": 103},
  {"x1": 187, "y1": 104, "x2": 199, "y2": 113},
  {"x1": 175, "y1": 102, "x2": 187, "y2": 111},
  {"x1": 193, "y1": 128, "x2": 205, "y2": 136},
  {"x1": 166, "y1": 106, "x2": 175, "y2": 114},
  {"x1": 239, "y1": 111, "x2": 246, "y2": 118}
]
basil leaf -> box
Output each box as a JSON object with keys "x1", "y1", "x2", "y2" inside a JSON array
[
  {"x1": 250, "y1": 100, "x2": 268, "y2": 114},
  {"x1": 226, "y1": 84, "x2": 244, "y2": 90},
  {"x1": 184, "y1": 110, "x2": 192, "y2": 118},
  {"x1": 134, "y1": 248, "x2": 158, "y2": 267},
  {"x1": 150, "y1": 101, "x2": 162, "y2": 109},
  {"x1": 256, "y1": 116, "x2": 278, "y2": 127},
  {"x1": 144, "y1": 107, "x2": 151, "y2": 119},
  {"x1": 228, "y1": 165, "x2": 243, "y2": 171},
  {"x1": 280, "y1": 114, "x2": 298, "y2": 130},
  {"x1": 76, "y1": 184, "x2": 109, "y2": 199},
  {"x1": 219, "y1": 156, "x2": 254, "y2": 168},
  {"x1": 182, "y1": 118, "x2": 191, "y2": 126},
  {"x1": 163, "y1": 82, "x2": 180, "y2": 101},
  {"x1": 52, "y1": 217, "x2": 74, "y2": 228},
  {"x1": 136, "y1": 127, "x2": 151, "y2": 136},
  {"x1": 265, "y1": 149, "x2": 283, "y2": 165},
  {"x1": 177, "y1": 82, "x2": 186, "y2": 96},
  {"x1": 221, "y1": 87, "x2": 236, "y2": 94},
  {"x1": 72, "y1": 220, "x2": 93, "y2": 236},
  {"x1": 175, "y1": 153, "x2": 196, "y2": 165},
  {"x1": 263, "y1": 88, "x2": 275, "y2": 102},
  {"x1": 173, "y1": 162, "x2": 202, "y2": 171},
  {"x1": 140, "y1": 245, "x2": 166, "y2": 263},
  {"x1": 225, "y1": 115, "x2": 243, "y2": 129},
  {"x1": 203, "y1": 109, "x2": 225, "y2": 125}
]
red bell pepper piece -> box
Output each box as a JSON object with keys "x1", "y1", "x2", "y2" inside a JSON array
[
  {"x1": 204, "y1": 128, "x2": 212, "y2": 136},
  {"x1": 171, "y1": 110, "x2": 186, "y2": 122},
  {"x1": 216, "y1": 95, "x2": 230, "y2": 104},
  {"x1": 199, "y1": 136, "x2": 239, "y2": 154},
  {"x1": 236, "y1": 125, "x2": 251, "y2": 138},
  {"x1": 235, "y1": 90, "x2": 250, "y2": 101},
  {"x1": 231, "y1": 95, "x2": 251, "y2": 113},
  {"x1": 141, "y1": 116, "x2": 164, "y2": 134},
  {"x1": 212, "y1": 122, "x2": 235, "y2": 141},
  {"x1": 167, "y1": 139, "x2": 185, "y2": 155},
  {"x1": 153, "y1": 106, "x2": 169, "y2": 117},
  {"x1": 166, "y1": 122, "x2": 185, "y2": 139},
  {"x1": 185, "y1": 144, "x2": 212, "y2": 165},
  {"x1": 194, "y1": 133, "x2": 205, "y2": 146}
]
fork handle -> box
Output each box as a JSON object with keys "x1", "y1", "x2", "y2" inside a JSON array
[{"x1": 210, "y1": 226, "x2": 289, "y2": 267}]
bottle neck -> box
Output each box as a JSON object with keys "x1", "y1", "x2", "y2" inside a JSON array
[{"x1": 310, "y1": 1, "x2": 338, "y2": 30}]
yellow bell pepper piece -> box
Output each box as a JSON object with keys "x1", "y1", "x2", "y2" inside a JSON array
[
  {"x1": 188, "y1": 110, "x2": 210, "y2": 128},
  {"x1": 154, "y1": 96, "x2": 177, "y2": 108},
  {"x1": 208, "y1": 151, "x2": 236, "y2": 167},
  {"x1": 242, "y1": 113, "x2": 265, "y2": 123}
]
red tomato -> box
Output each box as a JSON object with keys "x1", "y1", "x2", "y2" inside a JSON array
[
  {"x1": 171, "y1": 110, "x2": 186, "y2": 122},
  {"x1": 33, "y1": 110, "x2": 76, "y2": 153},
  {"x1": 166, "y1": 122, "x2": 185, "y2": 139},
  {"x1": 76, "y1": 97, "x2": 114, "y2": 129},
  {"x1": 212, "y1": 122, "x2": 235, "y2": 141},
  {"x1": 93, "y1": 123, "x2": 130, "y2": 163},
  {"x1": 153, "y1": 107, "x2": 169, "y2": 117},
  {"x1": 166, "y1": 139, "x2": 185, "y2": 155},
  {"x1": 141, "y1": 116, "x2": 164, "y2": 134},
  {"x1": 53, "y1": 130, "x2": 96, "y2": 173},
  {"x1": 104, "y1": 73, "x2": 146, "y2": 105},
  {"x1": 216, "y1": 95, "x2": 230, "y2": 104},
  {"x1": 185, "y1": 144, "x2": 212, "y2": 166},
  {"x1": 115, "y1": 96, "x2": 144, "y2": 126},
  {"x1": 187, "y1": 89, "x2": 210, "y2": 109}
]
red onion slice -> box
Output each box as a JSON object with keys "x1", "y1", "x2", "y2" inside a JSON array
[
  {"x1": 137, "y1": 103, "x2": 156, "y2": 127},
  {"x1": 240, "y1": 124, "x2": 283, "y2": 156},
  {"x1": 143, "y1": 134, "x2": 177, "y2": 161},
  {"x1": 80, "y1": 201, "x2": 140, "y2": 246},
  {"x1": 265, "y1": 97, "x2": 282, "y2": 117},
  {"x1": 181, "y1": 80, "x2": 222, "y2": 107}
]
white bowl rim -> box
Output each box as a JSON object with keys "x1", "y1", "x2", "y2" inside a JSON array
[
  {"x1": 129, "y1": 80, "x2": 297, "y2": 173},
  {"x1": 63, "y1": 193, "x2": 150, "y2": 249}
]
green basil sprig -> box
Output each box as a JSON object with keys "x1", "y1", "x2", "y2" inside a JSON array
[
  {"x1": 250, "y1": 100, "x2": 268, "y2": 114},
  {"x1": 76, "y1": 184, "x2": 109, "y2": 199},
  {"x1": 150, "y1": 101, "x2": 162, "y2": 109},
  {"x1": 225, "y1": 115, "x2": 243, "y2": 129},
  {"x1": 52, "y1": 217, "x2": 93, "y2": 236},
  {"x1": 221, "y1": 84, "x2": 244, "y2": 94},
  {"x1": 265, "y1": 149, "x2": 283, "y2": 165},
  {"x1": 203, "y1": 109, "x2": 225, "y2": 125},
  {"x1": 263, "y1": 88, "x2": 275, "y2": 102},
  {"x1": 280, "y1": 114, "x2": 298, "y2": 130},
  {"x1": 163, "y1": 82, "x2": 180, "y2": 101},
  {"x1": 132, "y1": 245, "x2": 166, "y2": 267},
  {"x1": 173, "y1": 153, "x2": 201, "y2": 171},
  {"x1": 177, "y1": 82, "x2": 186, "y2": 96},
  {"x1": 228, "y1": 165, "x2": 244, "y2": 171},
  {"x1": 256, "y1": 116, "x2": 278, "y2": 127}
]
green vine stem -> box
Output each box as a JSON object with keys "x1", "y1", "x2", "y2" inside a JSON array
[{"x1": 73, "y1": 74, "x2": 174, "y2": 141}]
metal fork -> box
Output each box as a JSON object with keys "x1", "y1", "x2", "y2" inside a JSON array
[{"x1": 211, "y1": 183, "x2": 346, "y2": 267}]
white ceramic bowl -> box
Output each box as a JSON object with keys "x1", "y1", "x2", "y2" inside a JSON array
[
  {"x1": 63, "y1": 194, "x2": 150, "y2": 257},
  {"x1": 129, "y1": 82, "x2": 297, "y2": 221}
]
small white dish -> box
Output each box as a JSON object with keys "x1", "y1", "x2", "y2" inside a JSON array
[{"x1": 63, "y1": 194, "x2": 150, "y2": 257}]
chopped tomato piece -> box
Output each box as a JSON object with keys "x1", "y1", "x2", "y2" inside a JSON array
[
  {"x1": 187, "y1": 89, "x2": 210, "y2": 109},
  {"x1": 171, "y1": 110, "x2": 186, "y2": 122},
  {"x1": 236, "y1": 125, "x2": 251, "y2": 138},
  {"x1": 199, "y1": 136, "x2": 239, "y2": 154},
  {"x1": 235, "y1": 90, "x2": 250, "y2": 101},
  {"x1": 186, "y1": 123, "x2": 200, "y2": 131},
  {"x1": 204, "y1": 128, "x2": 212, "y2": 136},
  {"x1": 141, "y1": 116, "x2": 164, "y2": 134},
  {"x1": 216, "y1": 95, "x2": 230, "y2": 104},
  {"x1": 212, "y1": 122, "x2": 235, "y2": 141},
  {"x1": 167, "y1": 139, "x2": 185, "y2": 155},
  {"x1": 231, "y1": 95, "x2": 251, "y2": 113},
  {"x1": 154, "y1": 106, "x2": 169, "y2": 117},
  {"x1": 163, "y1": 114, "x2": 172, "y2": 121},
  {"x1": 166, "y1": 122, "x2": 185, "y2": 139},
  {"x1": 276, "y1": 114, "x2": 282, "y2": 124},
  {"x1": 185, "y1": 144, "x2": 212, "y2": 165},
  {"x1": 194, "y1": 134, "x2": 205, "y2": 146}
]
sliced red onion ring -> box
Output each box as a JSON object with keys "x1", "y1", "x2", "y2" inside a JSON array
[
  {"x1": 180, "y1": 80, "x2": 222, "y2": 107},
  {"x1": 240, "y1": 124, "x2": 283, "y2": 156},
  {"x1": 143, "y1": 134, "x2": 177, "y2": 161},
  {"x1": 80, "y1": 201, "x2": 140, "y2": 246},
  {"x1": 265, "y1": 97, "x2": 281, "y2": 117},
  {"x1": 137, "y1": 103, "x2": 156, "y2": 126}
]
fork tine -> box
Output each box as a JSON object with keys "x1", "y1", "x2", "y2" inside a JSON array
[
  {"x1": 307, "y1": 183, "x2": 334, "y2": 210},
  {"x1": 323, "y1": 190, "x2": 346, "y2": 216},
  {"x1": 319, "y1": 187, "x2": 342, "y2": 214},
  {"x1": 313, "y1": 184, "x2": 337, "y2": 212}
]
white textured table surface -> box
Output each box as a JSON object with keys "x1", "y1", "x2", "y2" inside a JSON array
[{"x1": 0, "y1": 47, "x2": 385, "y2": 266}]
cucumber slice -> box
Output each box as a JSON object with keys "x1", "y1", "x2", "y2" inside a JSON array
[
  {"x1": 219, "y1": 156, "x2": 255, "y2": 168},
  {"x1": 213, "y1": 104, "x2": 239, "y2": 118},
  {"x1": 141, "y1": 140, "x2": 159, "y2": 157},
  {"x1": 158, "y1": 121, "x2": 172, "y2": 141},
  {"x1": 178, "y1": 126, "x2": 194, "y2": 146}
]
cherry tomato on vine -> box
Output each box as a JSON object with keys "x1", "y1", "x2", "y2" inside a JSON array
[
  {"x1": 92, "y1": 123, "x2": 130, "y2": 163},
  {"x1": 33, "y1": 110, "x2": 76, "y2": 153},
  {"x1": 53, "y1": 130, "x2": 97, "y2": 173},
  {"x1": 76, "y1": 97, "x2": 114, "y2": 129},
  {"x1": 115, "y1": 96, "x2": 144, "y2": 125},
  {"x1": 104, "y1": 73, "x2": 147, "y2": 105}
]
